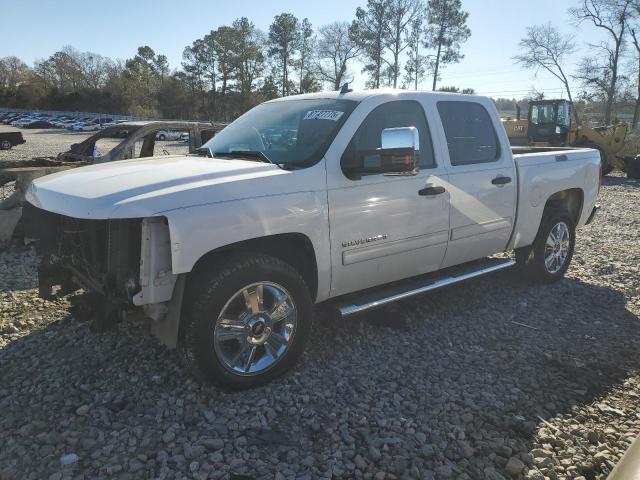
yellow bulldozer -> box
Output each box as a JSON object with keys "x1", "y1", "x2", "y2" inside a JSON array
[{"x1": 502, "y1": 99, "x2": 640, "y2": 178}]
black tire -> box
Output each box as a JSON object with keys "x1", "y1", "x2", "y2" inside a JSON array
[
  {"x1": 158, "y1": 134, "x2": 166, "y2": 141},
  {"x1": 627, "y1": 156, "x2": 640, "y2": 179},
  {"x1": 179, "y1": 253, "x2": 313, "y2": 389},
  {"x1": 0, "y1": 140, "x2": 11, "y2": 150},
  {"x1": 516, "y1": 209, "x2": 575, "y2": 283}
]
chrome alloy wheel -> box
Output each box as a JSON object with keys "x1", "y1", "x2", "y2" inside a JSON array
[
  {"x1": 213, "y1": 282, "x2": 297, "y2": 376},
  {"x1": 544, "y1": 221, "x2": 570, "y2": 274}
]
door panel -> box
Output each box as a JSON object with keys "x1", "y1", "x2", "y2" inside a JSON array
[
  {"x1": 442, "y1": 166, "x2": 516, "y2": 267},
  {"x1": 435, "y1": 100, "x2": 517, "y2": 268},
  {"x1": 328, "y1": 173, "x2": 450, "y2": 296},
  {"x1": 324, "y1": 95, "x2": 451, "y2": 298}
]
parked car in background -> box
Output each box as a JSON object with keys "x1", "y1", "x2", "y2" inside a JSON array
[
  {"x1": 50, "y1": 116, "x2": 73, "y2": 128},
  {"x1": 24, "y1": 120, "x2": 56, "y2": 129},
  {"x1": 68, "y1": 118, "x2": 93, "y2": 130},
  {"x1": 61, "y1": 118, "x2": 82, "y2": 129},
  {"x1": 180, "y1": 132, "x2": 189, "y2": 142},
  {"x1": 12, "y1": 116, "x2": 36, "y2": 127},
  {"x1": 155, "y1": 130, "x2": 183, "y2": 141},
  {"x1": 75, "y1": 121, "x2": 102, "y2": 132},
  {"x1": 101, "y1": 119, "x2": 128, "y2": 128}
]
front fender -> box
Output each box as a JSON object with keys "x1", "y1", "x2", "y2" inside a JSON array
[{"x1": 163, "y1": 191, "x2": 332, "y2": 301}]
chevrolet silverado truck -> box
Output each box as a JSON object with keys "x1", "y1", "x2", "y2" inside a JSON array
[{"x1": 23, "y1": 90, "x2": 601, "y2": 389}]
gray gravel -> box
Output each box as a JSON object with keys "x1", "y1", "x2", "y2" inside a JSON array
[{"x1": 0, "y1": 129, "x2": 639, "y2": 480}]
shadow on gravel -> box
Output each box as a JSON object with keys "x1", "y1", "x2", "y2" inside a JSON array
[{"x1": 1, "y1": 269, "x2": 639, "y2": 479}]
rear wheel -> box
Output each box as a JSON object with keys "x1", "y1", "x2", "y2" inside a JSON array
[
  {"x1": 179, "y1": 254, "x2": 313, "y2": 389},
  {"x1": 516, "y1": 209, "x2": 575, "y2": 283},
  {"x1": 0, "y1": 140, "x2": 11, "y2": 150},
  {"x1": 158, "y1": 134, "x2": 166, "y2": 141}
]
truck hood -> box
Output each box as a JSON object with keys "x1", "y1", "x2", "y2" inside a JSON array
[{"x1": 27, "y1": 155, "x2": 305, "y2": 219}]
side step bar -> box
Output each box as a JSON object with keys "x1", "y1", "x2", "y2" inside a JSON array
[{"x1": 335, "y1": 258, "x2": 515, "y2": 317}]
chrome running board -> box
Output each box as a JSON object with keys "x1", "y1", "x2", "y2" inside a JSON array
[{"x1": 335, "y1": 258, "x2": 515, "y2": 317}]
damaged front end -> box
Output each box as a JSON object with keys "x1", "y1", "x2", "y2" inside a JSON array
[{"x1": 24, "y1": 206, "x2": 183, "y2": 342}]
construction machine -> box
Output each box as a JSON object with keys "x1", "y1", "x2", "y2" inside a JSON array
[{"x1": 502, "y1": 99, "x2": 640, "y2": 178}]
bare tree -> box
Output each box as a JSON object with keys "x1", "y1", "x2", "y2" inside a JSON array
[
  {"x1": 570, "y1": 0, "x2": 635, "y2": 124},
  {"x1": 424, "y1": 0, "x2": 470, "y2": 90},
  {"x1": 384, "y1": 0, "x2": 422, "y2": 88},
  {"x1": 514, "y1": 23, "x2": 580, "y2": 123},
  {"x1": 0, "y1": 56, "x2": 31, "y2": 90},
  {"x1": 403, "y1": 13, "x2": 428, "y2": 89},
  {"x1": 316, "y1": 22, "x2": 360, "y2": 90},
  {"x1": 351, "y1": 0, "x2": 392, "y2": 88},
  {"x1": 268, "y1": 13, "x2": 300, "y2": 96},
  {"x1": 295, "y1": 18, "x2": 316, "y2": 93},
  {"x1": 231, "y1": 17, "x2": 266, "y2": 109}
]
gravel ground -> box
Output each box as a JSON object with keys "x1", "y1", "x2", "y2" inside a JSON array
[{"x1": 0, "y1": 128, "x2": 639, "y2": 480}]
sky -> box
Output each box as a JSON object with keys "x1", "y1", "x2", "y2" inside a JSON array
[{"x1": 0, "y1": 0, "x2": 613, "y2": 99}]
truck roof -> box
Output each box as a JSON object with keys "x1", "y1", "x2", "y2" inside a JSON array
[{"x1": 267, "y1": 89, "x2": 486, "y2": 103}]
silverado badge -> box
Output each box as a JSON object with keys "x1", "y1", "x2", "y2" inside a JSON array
[{"x1": 342, "y1": 234, "x2": 388, "y2": 248}]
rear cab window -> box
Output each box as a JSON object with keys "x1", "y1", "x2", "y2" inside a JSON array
[{"x1": 436, "y1": 101, "x2": 500, "y2": 166}]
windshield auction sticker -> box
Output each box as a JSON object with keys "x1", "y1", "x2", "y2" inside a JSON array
[{"x1": 303, "y1": 110, "x2": 344, "y2": 121}]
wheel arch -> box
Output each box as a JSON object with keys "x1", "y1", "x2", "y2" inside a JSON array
[
  {"x1": 188, "y1": 233, "x2": 319, "y2": 301},
  {"x1": 544, "y1": 188, "x2": 584, "y2": 226}
]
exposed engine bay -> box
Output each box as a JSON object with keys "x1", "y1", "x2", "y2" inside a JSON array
[{"x1": 22, "y1": 205, "x2": 182, "y2": 339}]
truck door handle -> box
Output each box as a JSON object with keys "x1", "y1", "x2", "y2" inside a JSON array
[
  {"x1": 491, "y1": 176, "x2": 512, "y2": 185},
  {"x1": 418, "y1": 186, "x2": 446, "y2": 196}
]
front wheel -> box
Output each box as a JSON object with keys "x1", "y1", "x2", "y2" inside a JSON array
[
  {"x1": 180, "y1": 254, "x2": 313, "y2": 389},
  {"x1": 516, "y1": 209, "x2": 575, "y2": 283}
]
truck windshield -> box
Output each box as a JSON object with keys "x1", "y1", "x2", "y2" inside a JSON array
[{"x1": 201, "y1": 98, "x2": 358, "y2": 167}]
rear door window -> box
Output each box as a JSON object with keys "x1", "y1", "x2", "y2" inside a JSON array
[{"x1": 437, "y1": 101, "x2": 499, "y2": 166}]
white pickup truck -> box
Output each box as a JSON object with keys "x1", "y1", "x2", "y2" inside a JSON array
[{"x1": 24, "y1": 90, "x2": 601, "y2": 388}]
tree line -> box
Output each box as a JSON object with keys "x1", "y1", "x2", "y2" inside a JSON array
[
  {"x1": 515, "y1": 0, "x2": 640, "y2": 127},
  {"x1": 0, "y1": 0, "x2": 470, "y2": 121}
]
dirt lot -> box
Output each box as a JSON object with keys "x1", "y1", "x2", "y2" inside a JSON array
[{"x1": 0, "y1": 127, "x2": 639, "y2": 480}]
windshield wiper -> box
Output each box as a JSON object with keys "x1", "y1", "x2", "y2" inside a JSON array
[{"x1": 213, "y1": 150, "x2": 286, "y2": 168}]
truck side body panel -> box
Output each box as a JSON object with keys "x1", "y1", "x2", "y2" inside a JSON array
[{"x1": 509, "y1": 149, "x2": 600, "y2": 250}]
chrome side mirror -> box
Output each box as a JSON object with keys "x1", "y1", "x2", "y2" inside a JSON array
[
  {"x1": 375, "y1": 126, "x2": 419, "y2": 176},
  {"x1": 381, "y1": 126, "x2": 419, "y2": 151},
  {"x1": 343, "y1": 126, "x2": 420, "y2": 180}
]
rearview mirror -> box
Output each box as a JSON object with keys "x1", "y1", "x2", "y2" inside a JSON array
[{"x1": 343, "y1": 127, "x2": 419, "y2": 179}]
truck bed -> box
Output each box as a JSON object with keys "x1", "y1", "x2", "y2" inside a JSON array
[
  {"x1": 509, "y1": 146, "x2": 601, "y2": 250},
  {"x1": 511, "y1": 146, "x2": 577, "y2": 155}
]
